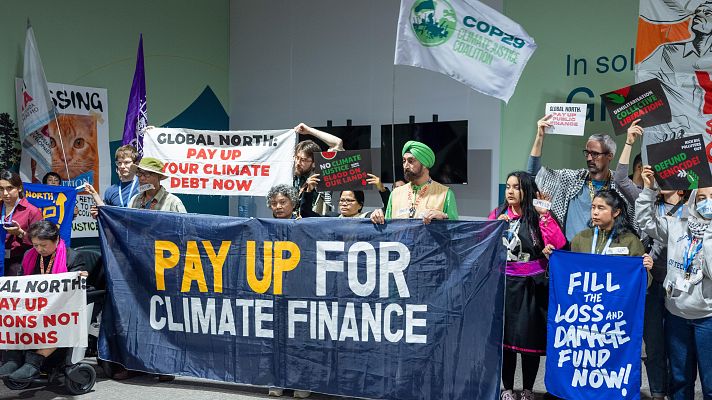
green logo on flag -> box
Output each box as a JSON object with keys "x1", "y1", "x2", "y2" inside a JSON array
[{"x1": 410, "y1": 0, "x2": 457, "y2": 47}]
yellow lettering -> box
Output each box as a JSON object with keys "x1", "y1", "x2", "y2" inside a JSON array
[
  {"x1": 246, "y1": 241, "x2": 272, "y2": 294},
  {"x1": 202, "y1": 240, "x2": 231, "y2": 293},
  {"x1": 155, "y1": 240, "x2": 180, "y2": 290},
  {"x1": 272, "y1": 241, "x2": 299, "y2": 295},
  {"x1": 181, "y1": 241, "x2": 208, "y2": 292}
]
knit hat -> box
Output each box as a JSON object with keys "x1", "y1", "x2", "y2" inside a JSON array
[
  {"x1": 136, "y1": 157, "x2": 168, "y2": 180},
  {"x1": 402, "y1": 140, "x2": 435, "y2": 169}
]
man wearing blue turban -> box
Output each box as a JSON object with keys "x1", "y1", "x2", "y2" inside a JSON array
[{"x1": 371, "y1": 140, "x2": 458, "y2": 224}]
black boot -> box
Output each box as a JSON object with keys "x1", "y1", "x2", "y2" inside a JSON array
[
  {"x1": 0, "y1": 351, "x2": 23, "y2": 377},
  {"x1": 8, "y1": 352, "x2": 45, "y2": 382}
]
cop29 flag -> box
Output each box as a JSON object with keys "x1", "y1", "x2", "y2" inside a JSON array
[
  {"x1": 546, "y1": 251, "x2": 646, "y2": 400},
  {"x1": 98, "y1": 207, "x2": 506, "y2": 400},
  {"x1": 394, "y1": 0, "x2": 537, "y2": 103}
]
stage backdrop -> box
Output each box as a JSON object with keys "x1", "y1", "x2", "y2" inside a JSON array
[{"x1": 98, "y1": 207, "x2": 506, "y2": 400}]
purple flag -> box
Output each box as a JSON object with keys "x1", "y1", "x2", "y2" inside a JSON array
[{"x1": 122, "y1": 34, "x2": 147, "y2": 157}]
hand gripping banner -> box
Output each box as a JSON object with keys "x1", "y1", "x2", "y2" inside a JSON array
[{"x1": 97, "y1": 206, "x2": 506, "y2": 400}]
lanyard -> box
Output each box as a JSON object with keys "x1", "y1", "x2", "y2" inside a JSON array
[
  {"x1": 1, "y1": 199, "x2": 20, "y2": 224},
  {"x1": 506, "y1": 218, "x2": 521, "y2": 241},
  {"x1": 118, "y1": 177, "x2": 138, "y2": 208},
  {"x1": 591, "y1": 226, "x2": 616, "y2": 255},
  {"x1": 408, "y1": 181, "x2": 431, "y2": 218},
  {"x1": 682, "y1": 237, "x2": 703, "y2": 277}
]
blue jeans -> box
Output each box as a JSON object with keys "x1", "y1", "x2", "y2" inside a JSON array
[
  {"x1": 644, "y1": 281, "x2": 668, "y2": 397},
  {"x1": 665, "y1": 311, "x2": 712, "y2": 400}
]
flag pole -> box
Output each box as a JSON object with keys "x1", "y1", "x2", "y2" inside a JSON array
[
  {"x1": 52, "y1": 116, "x2": 72, "y2": 181},
  {"x1": 390, "y1": 65, "x2": 397, "y2": 185}
]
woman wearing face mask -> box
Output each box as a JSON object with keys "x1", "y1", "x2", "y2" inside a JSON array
[
  {"x1": 636, "y1": 166, "x2": 712, "y2": 400},
  {"x1": 489, "y1": 171, "x2": 566, "y2": 400}
]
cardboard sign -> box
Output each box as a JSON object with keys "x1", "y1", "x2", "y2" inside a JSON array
[
  {"x1": 544, "y1": 103, "x2": 587, "y2": 136},
  {"x1": 647, "y1": 134, "x2": 712, "y2": 190},
  {"x1": 314, "y1": 150, "x2": 372, "y2": 191},
  {"x1": 600, "y1": 78, "x2": 672, "y2": 135}
]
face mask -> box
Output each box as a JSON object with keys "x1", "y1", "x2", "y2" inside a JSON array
[
  {"x1": 138, "y1": 183, "x2": 155, "y2": 193},
  {"x1": 696, "y1": 199, "x2": 712, "y2": 219}
]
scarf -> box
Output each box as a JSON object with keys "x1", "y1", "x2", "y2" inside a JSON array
[
  {"x1": 688, "y1": 215, "x2": 710, "y2": 239},
  {"x1": 21, "y1": 239, "x2": 68, "y2": 276}
]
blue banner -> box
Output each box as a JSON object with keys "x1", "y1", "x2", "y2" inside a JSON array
[
  {"x1": 545, "y1": 251, "x2": 646, "y2": 400},
  {"x1": 97, "y1": 206, "x2": 506, "y2": 400},
  {"x1": 23, "y1": 183, "x2": 78, "y2": 246}
]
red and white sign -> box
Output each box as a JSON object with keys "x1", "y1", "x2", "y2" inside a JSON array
[
  {"x1": 0, "y1": 272, "x2": 87, "y2": 350},
  {"x1": 143, "y1": 128, "x2": 296, "y2": 196},
  {"x1": 544, "y1": 103, "x2": 587, "y2": 136}
]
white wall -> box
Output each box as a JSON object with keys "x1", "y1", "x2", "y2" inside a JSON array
[{"x1": 229, "y1": 0, "x2": 502, "y2": 217}]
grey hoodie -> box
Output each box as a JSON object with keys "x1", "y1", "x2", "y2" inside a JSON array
[{"x1": 636, "y1": 188, "x2": 712, "y2": 319}]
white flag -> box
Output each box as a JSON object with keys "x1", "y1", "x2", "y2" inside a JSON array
[
  {"x1": 18, "y1": 22, "x2": 56, "y2": 178},
  {"x1": 395, "y1": 0, "x2": 536, "y2": 103}
]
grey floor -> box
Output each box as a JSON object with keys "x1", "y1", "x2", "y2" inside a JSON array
[{"x1": 0, "y1": 356, "x2": 704, "y2": 399}]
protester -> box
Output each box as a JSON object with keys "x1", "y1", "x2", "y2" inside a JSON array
[
  {"x1": 0, "y1": 220, "x2": 87, "y2": 381},
  {"x1": 528, "y1": 115, "x2": 633, "y2": 241},
  {"x1": 267, "y1": 184, "x2": 299, "y2": 220},
  {"x1": 128, "y1": 157, "x2": 186, "y2": 213},
  {"x1": 371, "y1": 140, "x2": 457, "y2": 224},
  {"x1": 87, "y1": 145, "x2": 139, "y2": 217},
  {"x1": 615, "y1": 119, "x2": 687, "y2": 400},
  {"x1": 293, "y1": 123, "x2": 344, "y2": 215},
  {"x1": 266, "y1": 183, "x2": 309, "y2": 398},
  {"x1": 41, "y1": 172, "x2": 62, "y2": 186},
  {"x1": 301, "y1": 173, "x2": 389, "y2": 218},
  {"x1": 1, "y1": 170, "x2": 43, "y2": 276},
  {"x1": 636, "y1": 166, "x2": 712, "y2": 400},
  {"x1": 489, "y1": 171, "x2": 566, "y2": 400}
]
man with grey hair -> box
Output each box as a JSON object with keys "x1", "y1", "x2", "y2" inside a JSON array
[{"x1": 527, "y1": 115, "x2": 633, "y2": 241}]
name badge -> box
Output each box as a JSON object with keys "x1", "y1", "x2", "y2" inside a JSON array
[
  {"x1": 675, "y1": 276, "x2": 692, "y2": 293},
  {"x1": 605, "y1": 247, "x2": 629, "y2": 255},
  {"x1": 4, "y1": 250, "x2": 9, "y2": 259},
  {"x1": 397, "y1": 208, "x2": 410, "y2": 216}
]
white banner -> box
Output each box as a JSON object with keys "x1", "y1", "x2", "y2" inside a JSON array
[
  {"x1": 544, "y1": 103, "x2": 587, "y2": 136},
  {"x1": 395, "y1": 0, "x2": 537, "y2": 103},
  {"x1": 143, "y1": 128, "x2": 296, "y2": 196},
  {"x1": 0, "y1": 272, "x2": 87, "y2": 350},
  {"x1": 15, "y1": 79, "x2": 110, "y2": 239}
]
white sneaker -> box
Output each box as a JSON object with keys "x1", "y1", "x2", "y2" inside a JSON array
[
  {"x1": 268, "y1": 387, "x2": 284, "y2": 397},
  {"x1": 520, "y1": 389, "x2": 535, "y2": 400},
  {"x1": 501, "y1": 389, "x2": 516, "y2": 400},
  {"x1": 293, "y1": 390, "x2": 311, "y2": 398}
]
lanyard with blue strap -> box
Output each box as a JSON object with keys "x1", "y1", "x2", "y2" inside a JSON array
[
  {"x1": 682, "y1": 237, "x2": 703, "y2": 280},
  {"x1": 591, "y1": 226, "x2": 616, "y2": 255},
  {"x1": 1, "y1": 199, "x2": 21, "y2": 224},
  {"x1": 658, "y1": 201, "x2": 683, "y2": 219},
  {"x1": 117, "y1": 177, "x2": 138, "y2": 208}
]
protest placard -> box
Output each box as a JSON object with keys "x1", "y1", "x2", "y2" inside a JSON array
[
  {"x1": 142, "y1": 128, "x2": 296, "y2": 196},
  {"x1": 314, "y1": 150, "x2": 373, "y2": 191},
  {"x1": 0, "y1": 272, "x2": 87, "y2": 349},
  {"x1": 646, "y1": 134, "x2": 712, "y2": 190},
  {"x1": 544, "y1": 103, "x2": 587, "y2": 136},
  {"x1": 600, "y1": 78, "x2": 672, "y2": 135},
  {"x1": 546, "y1": 251, "x2": 646, "y2": 400},
  {"x1": 23, "y1": 183, "x2": 78, "y2": 246}
]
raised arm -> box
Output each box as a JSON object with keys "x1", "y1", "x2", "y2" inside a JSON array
[
  {"x1": 527, "y1": 115, "x2": 551, "y2": 175},
  {"x1": 635, "y1": 166, "x2": 668, "y2": 242},
  {"x1": 294, "y1": 123, "x2": 345, "y2": 151},
  {"x1": 614, "y1": 119, "x2": 643, "y2": 204}
]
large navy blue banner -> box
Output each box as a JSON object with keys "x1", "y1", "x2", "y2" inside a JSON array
[
  {"x1": 545, "y1": 251, "x2": 646, "y2": 400},
  {"x1": 97, "y1": 206, "x2": 506, "y2": 400}
]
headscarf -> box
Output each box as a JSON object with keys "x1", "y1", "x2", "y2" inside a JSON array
[
  {"x1": 402, "y1": 141, "x2": 435, "y2": 169},
  {"x1": 21, "y1": 239, "x2": 68, "y2": 276},
  {"x1": 687, "y1": 189, "x2": 711, "y2": 238}
]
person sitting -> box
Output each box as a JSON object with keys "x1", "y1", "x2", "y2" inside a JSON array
[
  {"x1": 41, "y1": 172, "x2": 62, "y2": 186},
  {"x1": 0, "y1": 220, "x2": 87, "y2": 381}
]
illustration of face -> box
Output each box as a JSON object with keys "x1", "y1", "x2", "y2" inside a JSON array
[{"x1": 692, "y1": 3, "x2": 712, "y2": 34}]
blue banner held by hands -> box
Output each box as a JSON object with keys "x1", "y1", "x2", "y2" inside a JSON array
[
  {"x1": 546, "y1": 250, "x2": 646, "y2": 400},
  {"x1": 23, "y1": 182, "x2": 78, "y2": 246}
]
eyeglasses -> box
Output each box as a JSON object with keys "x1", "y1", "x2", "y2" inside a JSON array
[
  {"x1": 582, "y1": 150, "x2": 609, "y2": 159},
  {"x1": 339, "y1": 199, "x2": 357, "y2": 204}
]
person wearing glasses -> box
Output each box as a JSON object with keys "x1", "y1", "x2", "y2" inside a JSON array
[
  {"x1": 86, "y1": 145, "x2": 140, "y2": 217},
  {"x1": 128, "y1": 157, "x2": 186, "y2": 213},
  {"x1": 371, "y1": 141, "x2": 458, "y2": 224},
  {"x1": 527, "y1": 115, "x2": 634, "y2": 242}
]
